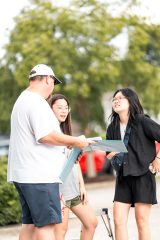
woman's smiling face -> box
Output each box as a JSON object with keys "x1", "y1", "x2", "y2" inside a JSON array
[
  {"x1": 52, "y1": 99, "x2": 70, "y2": 123},
  {"x1": 112, "y1": 91, "x2": 130, "y2": 114}
]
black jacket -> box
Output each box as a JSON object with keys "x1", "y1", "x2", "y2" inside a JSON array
[{"x1": 106, "y1": 114, "x2": 160, "y2": 176}]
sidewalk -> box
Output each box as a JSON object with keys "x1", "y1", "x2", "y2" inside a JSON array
[
  {"x1": 66, "y1": 177, "x2": 160, "y2": 240},
  {"x1": 0, "y1": 177, "x2": 160, "y2": 240}
]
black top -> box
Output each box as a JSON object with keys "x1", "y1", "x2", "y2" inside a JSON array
[{"x1": 106, "y1": 114, "x2": 160, "y2": 176}]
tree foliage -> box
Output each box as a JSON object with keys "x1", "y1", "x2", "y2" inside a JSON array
[
  {"x1": 0, "y1": 0, "x2": 160, "y2": 134},
  {"x1": 118, "y1": 17, "x2": 160, "y2": 115},
  {"x1": 0, "y1": 157, "x2": 21, "y2": 226},
  {"x1": 0, "y1": 0, "x2": 125, "y2": 134}
]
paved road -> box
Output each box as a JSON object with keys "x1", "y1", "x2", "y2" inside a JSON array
[
  {"x1": 0, "y1": 177, "x2": 160, "y2": 240},
  {"x1": 66, "y1": 178, "x2": 160, "y2": 240}
]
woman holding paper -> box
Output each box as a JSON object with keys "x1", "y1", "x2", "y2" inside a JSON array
[
  {"x1": 49, "y1": 94, "x2": 97, "y2": 240},
  {"x1": 106, "y1": 88, "x2": 160, "y2": 240}
]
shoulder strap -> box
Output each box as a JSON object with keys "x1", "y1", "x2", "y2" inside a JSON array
[{"x1": 123, "y1": 127, "x2": 131, "y2": 147}]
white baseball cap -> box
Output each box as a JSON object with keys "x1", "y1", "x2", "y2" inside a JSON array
[{"x1": 29, "y1": 64, "x2": 62, "y2": 85}]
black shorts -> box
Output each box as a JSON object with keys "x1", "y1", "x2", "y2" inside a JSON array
[
  {"x1": 14, "y1": 182, "x2": 62, "y2": 227},
  {"x1": 114, "y1": 171, "x2": 157, "y2": 206}
]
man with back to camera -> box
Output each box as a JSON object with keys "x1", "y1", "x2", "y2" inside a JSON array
[{"x1": 7, "y1": 64, "x2": 93, "y2": 240}]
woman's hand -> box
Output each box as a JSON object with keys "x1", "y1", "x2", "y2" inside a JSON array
[
  {"x1": 107, "y1": 152, "x2": 119, "y2": 160},
  {"x1": 151, "y1": 157, "x2": 160, "y2": 173},
  {"x1": 80, "y1": 186, "x2": 88, "y2": 205}
]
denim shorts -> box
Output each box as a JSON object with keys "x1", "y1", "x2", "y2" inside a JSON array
[
  {"x1": 14, "y1": 182, "x2": 62, "y2": 227},
  {"x1": 65, "y1": 195, "x2": 82, "y2": 208}
]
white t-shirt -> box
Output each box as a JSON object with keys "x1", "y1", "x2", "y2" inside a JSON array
[{"x1": 7, "y1": 90, "x2": 66, "y2": 183}]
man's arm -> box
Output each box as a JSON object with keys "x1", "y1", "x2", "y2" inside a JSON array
[{"x1": 39, "y1": 131, "x2": 93, "y2": 149}]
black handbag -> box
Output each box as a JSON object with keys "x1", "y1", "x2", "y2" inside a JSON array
[{"x1": 111, "y1": 127, "x2": 131, "y2": 176}]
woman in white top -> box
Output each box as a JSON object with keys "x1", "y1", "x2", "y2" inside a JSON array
[{"x1": 49, "y1": 94, "x2": 98, "y2": 240}]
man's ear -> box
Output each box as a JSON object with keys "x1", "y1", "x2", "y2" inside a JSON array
[{"x1": 45, "y1": 76, "x2": 50, "y2": 85}]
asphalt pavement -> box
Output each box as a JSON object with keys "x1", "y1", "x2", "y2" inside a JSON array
[{"x1": 0, "y1": 176, "x2": 160, "y2": 240}]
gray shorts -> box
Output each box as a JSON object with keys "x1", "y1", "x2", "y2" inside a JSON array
[{"x1": 14, "y1": 182, "x2": 62, "y2": 227}]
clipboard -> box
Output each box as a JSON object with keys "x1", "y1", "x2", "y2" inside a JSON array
[
  {"x1": 83, "y1": 140, "x2": 128, "y2": 153},
  {"x1": 59, "y1": 139, "x2": 128, "y2": 182},
  {"x1": 59, "y1": 148, "x2": 82, "y2": 182}
]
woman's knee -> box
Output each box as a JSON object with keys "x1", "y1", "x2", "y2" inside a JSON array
[
  {"x1": 54, "y1": 225, "x2": 68, "y2": 238},
  {"x1": 136, "y1": 215, "x2": 149, "y2": 229},
  {"x1": 114, "y1": 215, "x2": 127, "y2": 228},
  {"x1": 61, "y1": 225, "x2": 68, "y2": 235},
  {"x1": 83, "y1": 216, "x2": 98, "y2": 230},
  {"x1": 92, "y1": 217, "x2": 98, "y2": 229},
  {"x1": 135, "y1": 204, "x2": 151, "y2": 229},
  {"x1": 113, "y1": 202, "x2": 130, "y2": 229}
]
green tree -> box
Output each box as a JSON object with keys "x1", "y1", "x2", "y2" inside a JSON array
[
  {"x1": 0, "y1": 66, "x2": 22, "y2": 133},
  {"x1": 118, "y1": 17, "x2": 160, "y2": 115},
  {"x1": 1, "y1": 0, "x2": 159, "y2": 134},
  {"x1": 0, "y1": 0, "x2": 125, "y2": 134}
]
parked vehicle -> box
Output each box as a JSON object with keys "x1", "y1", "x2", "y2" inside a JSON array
[{"x1": 79, "y1": 151, "x2": 106, "y2": 175}]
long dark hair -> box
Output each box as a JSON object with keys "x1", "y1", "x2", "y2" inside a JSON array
[
  {"x1": 110, "y1": 88, "x2": 144, "y2": 125},
  {"x1": 49, "y1": 94, "x2": 72, "y2": 135}
]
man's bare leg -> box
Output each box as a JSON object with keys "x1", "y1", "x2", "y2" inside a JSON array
[
  {"x1": 19, "y1": 224, "x2": 35, "y2": 240},
  {"x1": 34, "y1": 224, "x2": 56, "y2": 240}
]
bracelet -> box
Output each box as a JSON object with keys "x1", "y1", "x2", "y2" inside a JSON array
[{"x1": 156, "y1": 156, "x2": 160, "y2": 160}]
